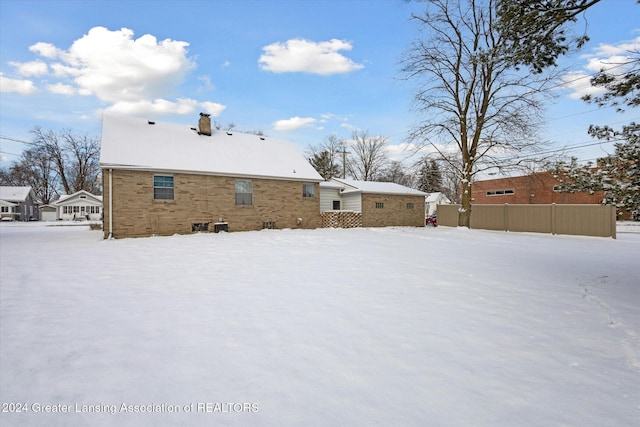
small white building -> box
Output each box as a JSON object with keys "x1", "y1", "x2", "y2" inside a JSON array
[
  {"x1": 425, "y1": 192, "x2": 451, "y2": 216},
  {"x1": 39, "y1": 204, "x2": 57, "y2": 221},
  {"x1": 55, "y1": 190, "x2": 103, "y2": 221}
]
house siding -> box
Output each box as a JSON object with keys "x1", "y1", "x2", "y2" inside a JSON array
[
  {"x1": 341, "y1": 192, "x2": 361, "y2": 212},
  {"x1": 320, "y1": 187, "x2": 342, "y2": 212},
  {"x1": 361, "y1": 194, "x2": 425, "y2": 227},
  {"x1": 103, "y1": 170, "x2": 320, "y2": 238}
]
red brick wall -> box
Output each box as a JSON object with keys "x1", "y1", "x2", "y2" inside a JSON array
[{"x1": 471, "y1": 173, "x2": 604, "y2": 205}]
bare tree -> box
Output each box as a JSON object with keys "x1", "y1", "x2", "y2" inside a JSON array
[
  {"x1": 379, "y1": 161, "x2": 415, "y2": 187},
  {"x1": 347, "y1": 130, "x2": 389, "y2": 181},
  {"x1": 61, "y1": 130, "x2": 101, "y2": 194},
  {"x1": 400, "y1": 0, "x2": 557, "y2": 226}
]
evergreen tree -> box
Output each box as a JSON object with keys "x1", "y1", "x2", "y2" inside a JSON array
[
  {"x1": 417, "y1": 159, "x2": 443, "y2": 193},
  {"x1": 309, "y1": 150, "x2": 341, "y2": 180}
]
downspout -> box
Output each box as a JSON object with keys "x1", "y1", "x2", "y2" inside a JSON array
[{"x1": 108, "y1": 168, "x2": 113, "y2": 239}]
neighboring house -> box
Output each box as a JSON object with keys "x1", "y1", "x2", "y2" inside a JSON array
[
  {"x1": 0, "y1": 186, "x2": 38, "y2": 221},
  {"x1": 425, "y1": 192, "x2": 451, "y2": 216},
  {"x1": 99, "y1": 113, "x2": 324, "y2": 238},
  {"x1": 320, "y1": 178, "x2": 427, "y2": 227},
  {"x1": 55, "y1": 190, "x2": 103, "y2": 221},
  {"x1": 39, "y1": 204, "x2": 57, "y2": 221},
  {"x1": 472, "y1": 172, "x2": 604, "y2": 205}
]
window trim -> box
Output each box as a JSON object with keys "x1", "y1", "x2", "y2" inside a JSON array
[
  {"x1": 153, "y1": 174, "x2": 175, "y2": 201},
  {"x1": 486, "y1": 189, "x2": 515, "y2": 196},
  {"x1": 302, "y1": 182, "x2": 315, "y2": 198},
  {"x1": 235, "y1": 179, "x2": 253, "y2": 206}
]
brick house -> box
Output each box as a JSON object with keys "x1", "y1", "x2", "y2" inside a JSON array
[
  {"x1": 99, "y1": 113, "x2": 324, "y2": 238},
  {"x1": 320, "y1": 178, "x2": 427, "y2": 227},
  {"x1": 471, "y1": 172, "x2": 604, "y2": 205}
]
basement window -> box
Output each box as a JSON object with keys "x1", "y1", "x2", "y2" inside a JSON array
[
  {"x1": 407, "y1": 203, "x2": 414, "y2": 209},
  {"x1": 153, "y1": 175, "x2": 174, "y2": 200},
  {"x1": 375, "y1": 202, "x2": 384, "y2": 209}
]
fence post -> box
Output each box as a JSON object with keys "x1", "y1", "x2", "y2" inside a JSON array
[
  {"x1": 504, "y1": 204, "x2": 509, "y2": 232},
  {"x1": 551, "y1": 203, "x2": 556, "y2": 235},
  {"x1": 610, "y1": 205, "x2": 617, "y2": 239}
]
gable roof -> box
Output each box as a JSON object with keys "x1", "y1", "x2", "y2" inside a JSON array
[
  {"x1": 0, "y1": 186, "x2": 34, "y2": 202},
  {"x1": 99, "y1": 114, "x2": 323, "y2": 182},
  {"x1": 329, "y1": 178, "x2": 428, "y2": 196},
  {"x1": 54, "y1": 190, "x2": 103, "y2": 206}
]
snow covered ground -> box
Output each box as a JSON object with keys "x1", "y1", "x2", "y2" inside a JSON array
[{"x1": 1, "y1": 222, "x2": 638, "y2": 426}]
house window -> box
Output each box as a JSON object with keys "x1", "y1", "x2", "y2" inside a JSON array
[
  {"x1": 303, "y1": 183, "x2": 315, "y2": 198},
  {"x1": 80, "y1": 195, "x2": 87, "y2": 199},
  {"x1": 486, "y1": 189, "x2": 515, "y2": 196},
  {"x1": 235, "y1": 179, "x2": 253, "y2": 206},
  {"x1": 375, "y1": 202, "x2": 384, "y2": 209},
  {"x1": 96, "y1": 206, "x2": 100, "y2": 214},
  {"x1": 0, "y1": 206, "x2": 7, "y2": 213},
  {"x1": 553, "y1": 185, "x2": 562, "y2": 192},
  {"x1": 73, "y1": 206, "x2": 79, "y2": 213},
  {"x1": 154, "y1": 175, "x2": 174, "y2": 200},
  {"x1": 407, "y1": 203, "x2": 414, "y2": 209},
  {"x1": 333, "y1": 200, "x2": 341, "y2": 210}
]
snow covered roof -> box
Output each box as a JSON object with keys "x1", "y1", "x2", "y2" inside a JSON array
[
  {"x1": 330, "y1": 178, "x2": 428, "y2": 196},
  {"x1": 54, "y1": 190, "x2": 103, "y2": 206},
  {"x1": 0, "y1": 186, "x2": 33, "y2": 202},
  {"x1": 426, "y1": 192, "x2": 451, "y2": 203},
  {"x1": 99, "y1": 114, "x2": 323, "y2": 182},
  {"x1": 0, "y1": 200, "x2": 18, "y2": 207}
]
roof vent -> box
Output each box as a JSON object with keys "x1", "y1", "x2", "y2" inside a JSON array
[
  {"x1": 260, "y1": 136, "x2": 266, "y2": 140},
  {"x1": 148, "y1": 121, "x2": 155, "y2": 125},
  {"x1": 198, "y1": 112, "x2": 212, "y2": 136},
  {"x1": 226, "y1": 131, "x2": 233, "y2": 136}
]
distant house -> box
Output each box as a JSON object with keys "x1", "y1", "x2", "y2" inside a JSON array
[
  {"x1": 39, "y1": 204, "x2": 57, "y2": 221},
  {"x1": 425, "y1": 192, "x2": 451, "y2": 216},
  {"x1": 54, "y1": 190, "x2": 103, "y2": 221},
  {"x1": 99, "y1": 113, "x2": 324, "y2": 238},
  {"x1": 472, "y1": 172, "x2": 604, "y2": 205},
  {"x1": 0, "y1": 186, "x2": 38, "y2": 221},
  {"x1": 320, "y1": 178, "x2": 427, "y2": 227}
]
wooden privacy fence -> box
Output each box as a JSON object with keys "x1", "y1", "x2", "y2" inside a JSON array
[{"x1": 437, "y1": 204, "x2": 616, "y2": 238}]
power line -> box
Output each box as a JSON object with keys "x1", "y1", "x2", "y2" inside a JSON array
[{"x1": 0, "y1": 135, "x2": 35, "y2": 145}]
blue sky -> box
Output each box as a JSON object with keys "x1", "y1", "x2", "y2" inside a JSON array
[{"x1": 0, "y1": 0, "x2": 638, "y2": 171}]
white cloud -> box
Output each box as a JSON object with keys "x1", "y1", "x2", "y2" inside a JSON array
[
  {"x1": 47, "y1": 83, "x2": 76, "y2": 95},
  {"x1": 563, "y1": 36, "x2": 639, "y2": 99},
  {"x1": 199, "y1": 101, "x2": 226, "y2": 117},
  {"x1": 29, "y1": 42, "x2": 62, "y2": 59},
  {"x1": 259, "y1": 38, "x2": 364, "y2": 75},
  {"x1": 273, "y1": 116, "x2": 317, "y2": 131},
  {"x1": 9, "y1": 26, "x2": 229, "y2": 117},
  {"x1": 10, "y1": 60, "x2": 48, "y2": 77},
  {"x1": 104, "y1": 98, "x2": 226, "y2": 117},
  {"x1": 0, "y1": 73, "x2": 37, "y2": 94}
]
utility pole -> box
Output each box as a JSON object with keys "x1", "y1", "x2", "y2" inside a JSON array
[{"x1": 338, "y1": 144, "x2": 348, "y2": 179}]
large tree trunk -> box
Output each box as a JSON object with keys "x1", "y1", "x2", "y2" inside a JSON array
[{"x1": 458, "y1": 179, "x2": 472, "y2": 227}]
